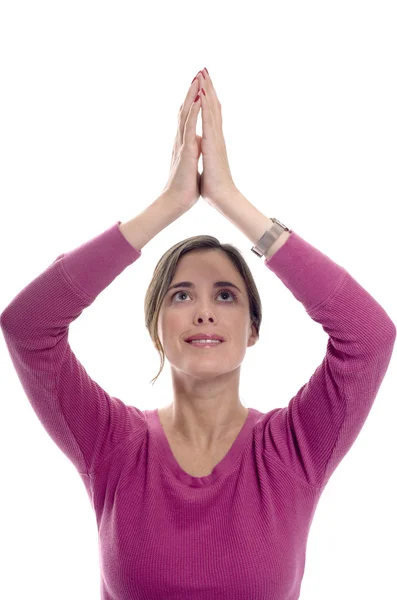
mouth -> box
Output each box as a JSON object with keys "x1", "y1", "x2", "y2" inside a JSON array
[{"x1": 185, "y1": 340, "x2": 224, "y2": 348}]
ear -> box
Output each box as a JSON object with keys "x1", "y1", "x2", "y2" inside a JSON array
[{"x1": 248, "y1": 323, "x2": 259, "y2": 347}]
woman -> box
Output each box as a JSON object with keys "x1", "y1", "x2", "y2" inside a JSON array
[{"x1": 1, "y1": 68, "x2": 395, "y2": 600}]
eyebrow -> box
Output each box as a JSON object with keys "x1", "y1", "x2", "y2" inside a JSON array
[{"x1": 167, "y1": 281, "x2": 242, "y2": 294}]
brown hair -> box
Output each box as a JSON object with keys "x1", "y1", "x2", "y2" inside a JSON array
[{"x1": 144, "y1": 235, "x2": 262, "y2": 385}]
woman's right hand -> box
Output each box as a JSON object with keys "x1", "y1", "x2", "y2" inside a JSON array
[{"x1": 161, "y1": 73, "x2": 203, "y2": 211}]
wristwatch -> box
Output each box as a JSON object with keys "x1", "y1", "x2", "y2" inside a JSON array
[{"x1": 250, "y1": 217, "x2": 291, "y2": 258}]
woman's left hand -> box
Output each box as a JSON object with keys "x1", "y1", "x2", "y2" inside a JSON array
[{"x1": 196, "y1": 69, "x2": 238, "y2": 208}]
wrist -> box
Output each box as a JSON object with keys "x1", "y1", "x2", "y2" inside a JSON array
[
  {"x1": 159, "y1": 190, "x2": 191, "y2": 215},
  {"x1": 214, "y1": 189, "x2": 273, "y2": 243},
  {"x1": 119, "y1": 193, "x2": 186, "y2": 251},
  {"x1": 212, "y1": 189, "x2": 291, "y2": 260},
  {"x1": 263, "y1": 230, "x2": 291, "y2": 260}
]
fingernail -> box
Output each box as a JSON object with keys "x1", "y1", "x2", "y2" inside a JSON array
[
  {"x1": 204, "y1": 67, "x2": 209, "y2": 76},
  {"x1": 200, "y1": 70, "x2": 206, "y2": 80},
  {"x1": 194, "y1": 92, "x2": 201, "y2": 103},
  {"x1": 201, "y1": 88, "x2": 206, "y2": 96},
  {"x1": 191, "y1": 70, "x2": 202, "y2": 84}
]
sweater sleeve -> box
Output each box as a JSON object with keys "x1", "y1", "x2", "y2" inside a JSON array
[
  {"x1": 0, "y1": 221, "x2": 145, "y2": 477},
  {"x1": 263, "y1": 232, "x2": 396, "y2": 490}
]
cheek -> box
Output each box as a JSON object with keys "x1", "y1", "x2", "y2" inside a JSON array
[{"x1": 157, "y1": 312, "x2": 181, "y2": 342}]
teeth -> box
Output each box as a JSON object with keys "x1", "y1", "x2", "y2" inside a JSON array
[{"x1": 189, "y1": 339, "x2": 221, "y2": 344}]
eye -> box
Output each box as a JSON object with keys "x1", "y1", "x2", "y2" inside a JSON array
[{"x1": 171, "y1": 289, "x2": 237, "y2": 303}]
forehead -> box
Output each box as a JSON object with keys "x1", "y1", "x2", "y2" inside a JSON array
[
  {"x1": 169, "y1": 250, "x2": 246, "y2": 297},
  {"x1": 173, "y1": 250, "x2": 236, "y2": 278}
]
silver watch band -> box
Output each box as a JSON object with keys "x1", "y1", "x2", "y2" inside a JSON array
[{"x1": 251, "y1": 218, "x2": 291, "y2": 257}]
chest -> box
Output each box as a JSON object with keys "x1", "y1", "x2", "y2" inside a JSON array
[{"x1": 165, "y1": 434, "x2": 235, "y2": 478}]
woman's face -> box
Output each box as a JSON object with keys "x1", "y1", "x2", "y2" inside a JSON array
[{"x1": 157, "y1": 249, "x2": 258, "y2": 379}]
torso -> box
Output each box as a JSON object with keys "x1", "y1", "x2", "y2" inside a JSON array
[{"x1": 157, "y1": 407, "x2": 248, "y2": 478}]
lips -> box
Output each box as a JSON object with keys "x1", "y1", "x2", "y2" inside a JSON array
[
  {"x1": 186, "y1": 340, "x2": 223, "y2": 344},
  {"x1": 185, "y1": 334, "x2": 225, "y2": 342}
]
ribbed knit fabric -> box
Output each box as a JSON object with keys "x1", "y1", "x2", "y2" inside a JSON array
[{"x1": 1, "y1": 221, "x2": 395, "y2": 600}]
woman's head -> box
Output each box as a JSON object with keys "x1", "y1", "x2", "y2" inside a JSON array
[{"x1": 144, "y1": 235, "x2": 262, "y2": 385}]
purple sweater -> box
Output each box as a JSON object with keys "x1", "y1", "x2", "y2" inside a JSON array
[{"x1": 1, "y1": 221, "x2": 395, "y2": 600}]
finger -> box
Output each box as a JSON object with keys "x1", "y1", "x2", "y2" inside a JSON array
[
  {"x1": 171, "y1": 77, "x2": 199, "y2": 163},
  {"x1": 197, "y1": 75, "x2": 215, "y2": 135},
  {"x1": 178, "y1": 75, "x2": 200, "y2": 124},
  {"x1": 196, "y1": 134, "x2": 202, "y2": 156},
  {"x1": 197, "y1": 71, "x2": 220, "y2": 130},
  {"x1": 176, "y1": 80, "x2": 199, "y2": 150},
  {"x1": 183, "y1": 90, "x2": 202, "y2": 145},
  {"x1": 199, "y1": 69, "x2": 222, "y2": 114}
]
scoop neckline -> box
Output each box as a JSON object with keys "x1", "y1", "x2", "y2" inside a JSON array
[{"x1": 145, "y1": 407, "x2": 257, "y2": 487}]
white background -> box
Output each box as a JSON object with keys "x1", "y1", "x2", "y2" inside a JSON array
[{"x1": 1, "y1": 1, "x2": 396, "y2": 598}]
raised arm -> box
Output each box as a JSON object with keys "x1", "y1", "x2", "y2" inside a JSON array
[
  {"x1": 119, "y1": 193, "x2": 190, "y2": 251},
  {"x1": 0, "y1": 193, "x2": 187, "y2": 480}
]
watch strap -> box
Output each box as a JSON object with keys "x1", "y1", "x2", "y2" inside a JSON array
[{"x1": 251, "y1": 218, "x2": 291, "y2": 257}]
